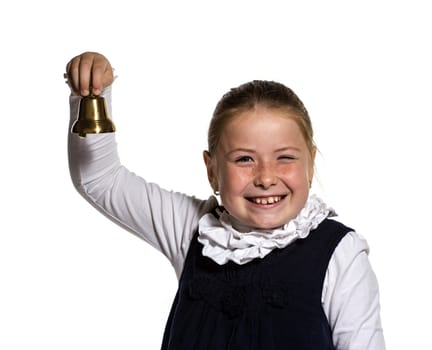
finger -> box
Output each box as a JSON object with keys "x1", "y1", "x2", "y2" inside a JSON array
[
  {"x1": 90, "y1": 55, "x2": 112, "y2": 95},
  {"x1": 66, "y1": 55, "x2": 82, "y2": 95},
  {"x1": 101, "y1": 64, "x2": 114, "y2": 93},
  {"x1": 78, "y1": 53, "x2": 95, "y2": 96}
]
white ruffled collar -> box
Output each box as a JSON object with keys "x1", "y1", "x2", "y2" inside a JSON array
[{"x1": 197, "y1": 194, "x2": 335, "y2": 265}]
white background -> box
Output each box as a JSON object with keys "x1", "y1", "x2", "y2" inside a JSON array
[{"x1": 1, "y1": 0, "x2": 431, "y2": 349}]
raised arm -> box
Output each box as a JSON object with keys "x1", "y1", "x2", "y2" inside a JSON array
[{"x1": 66, "y1": 52, "x2": 217, "y2": 277}]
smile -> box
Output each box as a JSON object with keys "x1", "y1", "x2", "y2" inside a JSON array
[{"x1": 247, "y1": 196, "x2": 284, "y2": 205}]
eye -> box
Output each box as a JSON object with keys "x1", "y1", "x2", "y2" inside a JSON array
[
  {"x1": 278, "y1": 155, "x2": 297, "y2": 161},
  {"x1": 235, "y1": 155, "x2": 254, "y2": 163}
]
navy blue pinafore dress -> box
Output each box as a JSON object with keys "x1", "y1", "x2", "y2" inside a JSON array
[{"x1": 161, "y1": 218, "x2": 351, "y2": 350}]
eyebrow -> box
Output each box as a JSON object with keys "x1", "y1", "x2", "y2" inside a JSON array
[
  {"x1": 226, "y1": 146, "x2": 301, "y2": 156},
  {"x1": 226, "y1": 148, "x2": 256, "y2": 155},
  {"x1": 274, "y1": 147, "x2": 302, "y2": 153}
]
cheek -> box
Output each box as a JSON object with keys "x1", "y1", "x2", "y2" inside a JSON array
[
  {"x1": 218, "y1": 166, "x2": 251, "y2": 192},
  {"x1": 281, "y1": 164, "x2": 311, "y2": 186}
]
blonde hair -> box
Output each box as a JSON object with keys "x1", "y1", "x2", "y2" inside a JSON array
[{"x1": 208, "y1": 80, "x2": 315, "y2": 159}]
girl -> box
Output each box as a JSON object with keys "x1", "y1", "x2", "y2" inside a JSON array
[{"x1": 66, "y1": 52, "x2": 385, "y2": 349}]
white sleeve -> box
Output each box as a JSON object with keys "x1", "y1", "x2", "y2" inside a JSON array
[
  {"x1": 68, "y1": 86, "x2": 217, "y2": 278},
  {"x1": 322, "y1": 231, "x2": 386, "y2": 350}
]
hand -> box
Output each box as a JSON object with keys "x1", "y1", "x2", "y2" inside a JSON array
[{"x1": 65, "y1": 52, "x2": 114, "y2": 96}]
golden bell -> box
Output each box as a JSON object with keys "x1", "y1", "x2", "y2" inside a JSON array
[{"x1": 72, "y1": 94, "x2": 116, "y2": 138}]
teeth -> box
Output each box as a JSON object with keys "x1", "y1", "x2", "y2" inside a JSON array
[{"x1": 252, "y1": 196, "x2": 281, "y2": 204}]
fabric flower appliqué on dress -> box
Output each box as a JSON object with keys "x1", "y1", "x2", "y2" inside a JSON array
[{"x1": 197, "y1": 194, "x2": 335, "y2": 265}]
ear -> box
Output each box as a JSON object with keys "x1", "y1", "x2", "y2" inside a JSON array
[
  {"x1": 309, "y1": 146, "x2": 317, "y2": 183},
  {"x1": 203, "y1": 150, "x2": 218, "y2": 192}
]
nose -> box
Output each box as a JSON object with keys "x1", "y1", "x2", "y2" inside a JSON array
[{"x1": 253, "y1": 162, "x2": 277, "y2": 189}]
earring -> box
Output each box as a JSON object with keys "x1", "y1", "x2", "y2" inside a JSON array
[{"x1": 213, "y1": 190, "x2": 220, "y2": 196}]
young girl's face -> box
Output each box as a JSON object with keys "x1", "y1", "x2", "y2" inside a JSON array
[{"x1": 204, "y1": 106, "x2": 315, "y2": 230}]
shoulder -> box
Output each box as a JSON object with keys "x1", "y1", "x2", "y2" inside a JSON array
[
  {"x1": 333, "y1": 224, "x2": 370, "y2": 259},
  {"x1": 324, "y1": 222, "x2": 373, "y2": 293},
  {"x1": 317, "y1": 218, "x2": 369, "y2": 253},
  {"x1": 319, "y1": 217, "x2": 354, "y2": 233}
]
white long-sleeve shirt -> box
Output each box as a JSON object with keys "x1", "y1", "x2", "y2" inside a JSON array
[{"x1": 68, "y1": 87, "x2": 386, "y2": 350}]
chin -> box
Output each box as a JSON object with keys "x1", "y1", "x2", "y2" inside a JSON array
[{"x1": 251, "y1": 219, "x2": 287, "y2": 231}]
